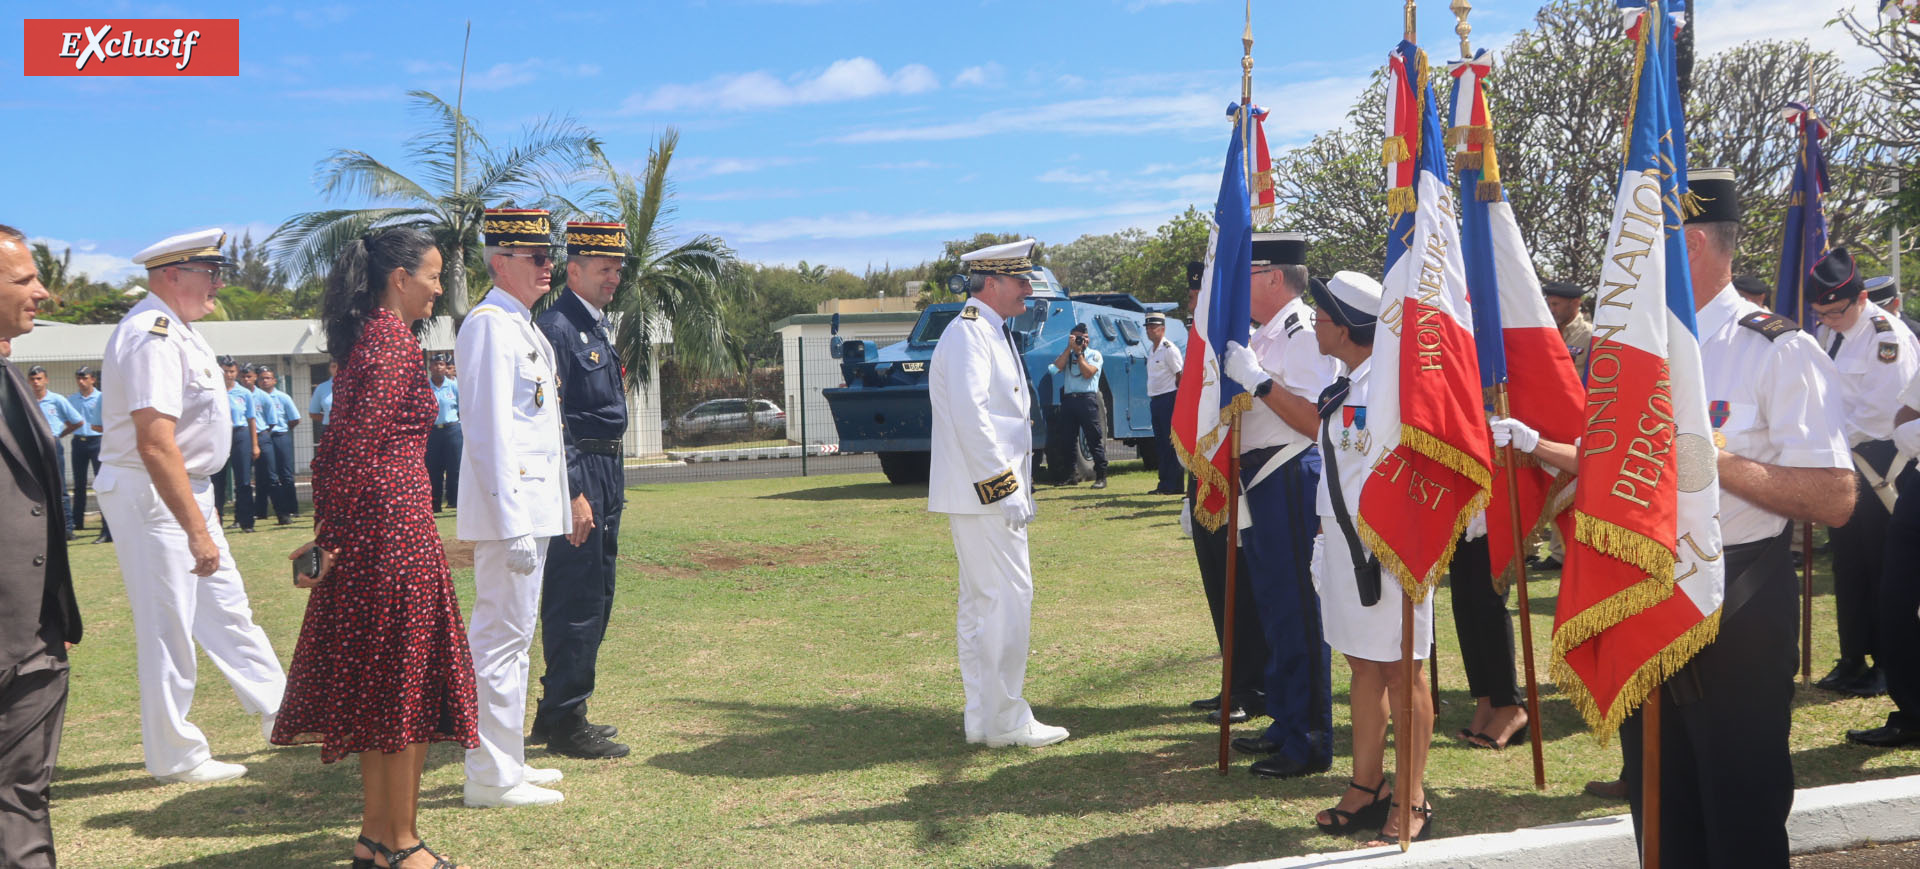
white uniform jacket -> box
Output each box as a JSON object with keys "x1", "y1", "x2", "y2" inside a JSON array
[
  {"x1": 1814, "y1": 308, "x2": 1920, "y2": 447},
  {"x1": 455, "y1": 288, "x2": 571, "y2": 541},
  {"x1": 928, "y1": 299, "x2": 1035, "y2": 515},
  {"x1": 99, "y1": 295, "x2": 230, "y2": 477},
  {"x1": 1242, "y1": 296, "x2": 1339, "y2": 453}
]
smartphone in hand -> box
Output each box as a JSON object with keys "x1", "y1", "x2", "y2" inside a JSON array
[{"x1": 293, "y1": 545, "x2": 323, "y2": 585}]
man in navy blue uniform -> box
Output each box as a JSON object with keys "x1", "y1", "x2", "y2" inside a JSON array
[
  {"x1": 531, "y1": 221, "x2": 631, "y2": 759},
  {"x1": 425, "y1": 354, "x2": 462, "y2": 513}
]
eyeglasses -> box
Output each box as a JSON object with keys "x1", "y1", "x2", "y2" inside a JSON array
[
  {"x1": 1812, "y1": 296, "x2": 1856, "y2": 320},
  {"x1": 499, "y1": 251, "x2": 555, "y2": 268},
  {"x1": 176, "y1": 265, "x2": 225, "y2": 282}
]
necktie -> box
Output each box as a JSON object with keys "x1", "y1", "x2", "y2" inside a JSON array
[
  {"x1": 1317, "y1": 376, "x2": 1353, "y2": 419},
  {"x1": 1828, "y1": 332, "x2": 1844, "y2": 360}
]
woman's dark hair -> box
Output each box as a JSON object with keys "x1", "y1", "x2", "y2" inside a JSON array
[{"x1": 322, "y1": 226, "x2": 439, "y2": 363}]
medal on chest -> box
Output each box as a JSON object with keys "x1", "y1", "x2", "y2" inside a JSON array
[
  {"x1": 1709, "y1": 400, "x2": 1729, "y2": 449},
  {"x1": 1342, "y1": 406, "x2": 1370, "y2": 453},
  {"x1": 534, "y1": 383, "x2": 545, "y2": 408}
]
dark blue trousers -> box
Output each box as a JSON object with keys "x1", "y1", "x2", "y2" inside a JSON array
[
  {"x1": 216, "y1": 427, "x2": 254, "y2": 530},
  {"x1": 1241, "y1": 445, "x2": 1332, "y2": 767},
  {"x1": 1150, "y1": 391, "x2": 1182, "y2": 493},
  {"x1": 272, "y1": 430, "x2": 296, "y2": 515},
  {"x1": 536, "y1": 452, "x2": 625, "y2": 731},
  {"x1": 70, "y1": 435, "x2": 100, "y2": 530},
  {"x1": 1878, "y1": 467, "x2": 1920, "y2": 731},
  {"x1": 426, "y1": 424, "x2": 463, "y2": 512},
  {"x1": 254, "y1": 430, "x2": 295, "y2": 519}
]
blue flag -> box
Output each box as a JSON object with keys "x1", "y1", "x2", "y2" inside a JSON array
[{"x1": 1774, "y1": 101, "x2": 1831, "y2": 326}]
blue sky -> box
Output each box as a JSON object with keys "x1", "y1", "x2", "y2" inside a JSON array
[{"x1": 3, "y1": 0, "x2": 1868, "y2": 283}]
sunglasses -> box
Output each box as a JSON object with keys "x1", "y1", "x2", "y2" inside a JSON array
[
  {"x1": 500, "y1": 251, "x2": 556, "y2": 268},
  {"x1": 176, "y1": 265, "x2": 226, "y2": 282}
]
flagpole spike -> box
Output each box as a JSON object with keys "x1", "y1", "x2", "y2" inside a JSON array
[
  {"x1": 1451, "y1": 0, "x2": 1472, "y2": 57},
  {"x1": 1405, "y1": 0, "x2": 1418, "y2": 42}
]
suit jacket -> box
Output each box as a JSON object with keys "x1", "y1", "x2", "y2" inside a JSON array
[
  {"x1": 927, "y1": 299, "x2": 1035, "y2": 515},
  {"x1": 0, "y1": 358, "x2": 79, "y2": 667},
  {"x1": 455, "y1": 288, "x2": 571, "y2": 541}
]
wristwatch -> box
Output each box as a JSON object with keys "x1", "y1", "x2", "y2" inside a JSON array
[{"x1": 1253, "y1": 379, "x2": 1275, "y2": 399}]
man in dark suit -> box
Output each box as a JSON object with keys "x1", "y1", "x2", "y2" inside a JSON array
[{"x1": 0, "y1": 224, "x2": 81, "y2": 869}]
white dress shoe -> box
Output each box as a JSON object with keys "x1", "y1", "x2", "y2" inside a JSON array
[
  {"x1": 157, "y1": 759, "x2": 248, "y2": 784},
  {"x1": 985, "y1": 721, "x2": 1069, "y2": 748},
  {"x1": 261, "y1": 712, "x2": 278, "y2": 745},
  {"x1": 522, "y1": 765, "x2": 563, "y2": 785},
  {"x1": 965, "y1": 732, "x2": 985, "y2": 745},
  {"x1": 464, "y1": 781, "x2": 564, "y2": 808}
]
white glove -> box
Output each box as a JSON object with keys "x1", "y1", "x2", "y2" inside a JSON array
[
  {"x1": 999, "y1": 495, "x2": 1034, "y2": 532},
  {"x1": 1465, "y1": 509, "x2": 1488, "y2": 542},
  {"x1": 1490, "y1": 416, "x2": 1541, "y2": 454},
  {"x1": 505, "y1": 535, "x2": 539, "y2": 576},
  {"x1": 1222, "y1": 341, "x2": 1271, "y2": 393},
  {"x1": 1895, "y1": 418, "x2": 1920, "y2": 458},
  {"x1": 1309, "y1": 533, "x2": 1326, "y2": 594},
  {"x1": 1179, "y1": 498, "x2": 1194, "y2": 538}
]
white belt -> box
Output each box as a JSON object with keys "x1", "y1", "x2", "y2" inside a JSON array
[
  {"x1": 1237, "y1": 439, "x2": 1313, "y2": 531},
  {"x1": 1855, "y1": 448, "x2": 1911, "y2": 513}
]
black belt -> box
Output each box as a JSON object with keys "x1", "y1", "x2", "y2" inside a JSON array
[
  {"x1": 434, "y1": 422, "x2": 456, "y2": 430},
  {"x1": 74, "y1": 434, "x2": 100, "y2": 440},
  {"x1": 576, "y1": 437, "x2": 622, "y2": 456}
]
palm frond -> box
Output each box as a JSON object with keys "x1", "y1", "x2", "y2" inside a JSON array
[
  {"x1": 467, "y1": 114, "x2": 602, "y2": 207},
  {"x1": 265, "y1": 207, "x2": 436, "y2": 280},
  {"x1": 314, "y1": 150, "x2": 439, "y2": 206},
  {"x1": 405, "y1": 90, "x2": 489, "y2": 195}
]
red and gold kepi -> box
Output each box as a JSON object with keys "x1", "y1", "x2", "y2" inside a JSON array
[
  {"x1": 483, "y1": 208, "x2": 552, "y2": 248},
  {"x1": 565, "y1": 221, "x2": 628, "y2": 258}
]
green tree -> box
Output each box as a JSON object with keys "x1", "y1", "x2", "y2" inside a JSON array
[
  {"x1": 918, "y1": 233, "x2": 1046, "y2": 309},
  {"x1": 1050, "y1": 228, "x2": 1147, "y2": 294},
  {"x1": 1111, "y1": 207, "x2": 1212, "y2": 309},
  {"x1": 267, "y1": 90, "x2": 601, "y2": 322},
  {"x1": 1840, "y1": 6, "x2": 1918, "y2": 275}
]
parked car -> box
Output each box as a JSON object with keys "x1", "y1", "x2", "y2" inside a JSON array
[{"x1": 669, "y1": 398, "x2": 786, "y2": 437}]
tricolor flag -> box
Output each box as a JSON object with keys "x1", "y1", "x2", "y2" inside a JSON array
[
  {"x1": 1449, "y1": 49, "x2": 1588, "y2": 584},
  {"x1": 1356, "y1": 40, "x2": 1492, "y2": 600},
  {"x1": 1172, "y1": 104, "x2": 1256, "y2": 532},
  {"x1": 1551, "y1": 0, "x2": 1724, "y2": 739},
  {"x1": 1772, "y1": 100, "x2": 1831, "y2": 324},
  {"x1": 1249, "y1": 105, "x2": 1276, "y2": 225}
]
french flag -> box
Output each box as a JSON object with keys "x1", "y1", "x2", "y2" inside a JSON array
[
  {"x1": 1552, "y1": 0, "x2": 1724, "y2": 738},
  {"x1": 1171, "y1": 104, "x2": 1256, "y2": 532},
  {"x1": 1449, "y1": 49, "x2": 1587, "y2": 584}
]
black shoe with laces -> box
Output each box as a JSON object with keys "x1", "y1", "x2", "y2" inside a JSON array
[
  {"x1": 1817, "y1": 657, "x2": 1869, "y2": 692},
  {"x1": 547, "y1": 721, "x2": 631, "y2": 759}
]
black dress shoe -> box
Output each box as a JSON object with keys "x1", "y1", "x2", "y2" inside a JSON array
[
  {"x1": 1818, "y1": 657, "x2": 1869, "y2": 692},
  {"x1": 1090, "y1": 477, "x2": 1107, "y2": 489},
  {"x1": 547, "y1": 723, "x2": 631, "y2": 759},
  {"x1": 1231, "y1": 736, "x2": 1282, "y2": 756},
  {"x1": 1250, "y1": 754, "x2": 1332, "y2": 779},
  {"x1": 1846, "y1": 724, "x2": 1920, "y2": 748},
  {"x1": 1189, "y1": 695, "x2": 1222, "y2": 711},
  {"x1": 1837, "y1": 665, "x2": 1888, "y2": 698},
  {"x1": 530, "y1": 717, "x2": 618, "y2": 743},
  {"x1": 1207, "y1": 706, "x2": 1250, "y2": 725}
]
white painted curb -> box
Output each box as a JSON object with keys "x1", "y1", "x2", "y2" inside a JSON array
[
  {"x1": 668, "y1": 444, "x2": 841, "y2": 463},
  {"x1": 1225, "y1": 773, "x2": 1920, "y2": 869}
]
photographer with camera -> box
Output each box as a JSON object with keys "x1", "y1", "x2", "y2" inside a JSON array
[{"x1": 1046, "y1": 323, "x2": 1107, "y2": 488}]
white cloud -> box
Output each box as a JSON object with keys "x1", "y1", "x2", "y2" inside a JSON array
[
  {"x1": 1039, "y1": 166, "x2": 1216, "y2": 197},
  {"x1": 286, "y1": 85, "x2": 401, "y2": 102},
  {"x1": 1689, "y1": 0, "x2": 1878, "y2": 69},
  {"x1": 954, "y1": 63, "x2": 1002, "y2": 88},
  {"x1": 833, "y1": 93, "x2": 1225, "y2": 144},
  {"x1": 862, "y1": 160, "x2": 949, "y2": 170},
  {"x1": 693, "y1": 198, "x2": 1196, "y2": 244},
  {"x1": 624, "y1": 57, "x2": 940, "y2": 113},
  {"x1": 465, "y1": 58, "x2": 602, "y2": 92},
  {"x1": 675, "y1": 155, "x2": 811, "y2": 179},
  {"x1": 30, "y1": 237, "x2": 141, "y2": 284}
]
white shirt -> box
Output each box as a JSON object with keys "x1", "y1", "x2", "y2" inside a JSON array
[
  {"x1": 1145, "y1": 336, "x2": 1183, "y2": 396},
  {"x1": 454, "y1": 288, "x2": 572, "y2": 541},
  {"x1": 1696, "y1": 283, "x2": 1851, "y2": 545},
  {"x1": 1814, "y1": 308, "x2": 1920, "y2": 446},
  {"x1": 1242, "y1": 296, "x2": 1340, "y2": 452},
  {"x1": 99, "y1": 295, "x2": 230, "y2": 477},
  {"x1": 927, "y1": 300, "x2": 1035, "y2": 515},
  {"x1": 1316, "y1": 358, "x2": 1376, "y2": 518}
]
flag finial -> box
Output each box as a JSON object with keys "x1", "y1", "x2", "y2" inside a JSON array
[
  {"x1": 1450, "y1": 0, "x2": 1472, "y2": 57},
  {"x1": 1405, "y1": 0, "x2": 1417, "y2": 42}
]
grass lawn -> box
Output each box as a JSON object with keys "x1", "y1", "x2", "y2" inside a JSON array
[{"x1": 52, "y1": 464, "x2": 1919, "y2": 867}]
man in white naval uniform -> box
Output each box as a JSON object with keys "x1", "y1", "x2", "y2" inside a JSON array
[
  {"x1": 929, "y1": 238, "x2": 1067, "y2": 749},
  {"x1": 1806, "y1": 248, "x2": 1920, "y2": 697},
  {"x1": 96, "y1": 229, "x2": 285, "y2": 784},
  {"x1": 458, "y1": 208, "x2": 572, "y2": 808}
]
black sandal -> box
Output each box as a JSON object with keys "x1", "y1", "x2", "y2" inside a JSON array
[
  {"x1": 1365, "y1": 801, "x2": 1435, "y2": 846},
  {"x1": 383, "y1": 840, "x2": 459, "y2": 869},
  {"x1": 1314, "y1": 778, "x2": 1391, "y2": 834},
  {"x1": 1467, "y1": 722, "x2": 1532, "y2": 750},
  {"x1": 351, "y1": 836, "x2": 384, "y2": 869}
]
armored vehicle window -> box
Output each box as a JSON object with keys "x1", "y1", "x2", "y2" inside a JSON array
[
  {"x1": 1010, "y1": 300, "x2": 1046, "y2": 333},
  {"x1": 914, "y1": 309, "x2": 961, "y2": 344},
  {"x1": 1095, "y1": 316, "x2": 1118, "y2": 341},
  {"x1": 1116, "y1": 319, "x2": 1142, "y2": 345}
]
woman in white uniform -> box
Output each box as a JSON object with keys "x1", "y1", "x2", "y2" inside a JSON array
[{"x1": 1305, "y1": 272, "x2": 1435, "y2": 846}]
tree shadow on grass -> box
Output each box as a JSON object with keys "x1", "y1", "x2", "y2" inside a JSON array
[
  {"x1": 1790, "y1": 741, "x2": 1920, "y2": 788},
  {"x1": 50, "y1": 760, "x2": 149, "y2": 802},
  {"x1": 757, "y1": 482, "x2": 918, "y2": 501},
  {"x1": 149, "y1": 833, "x2": 340, "y2": 868},
  {"x1": 1046, "y1": 820, "x2": 1316, "y2": 869}
]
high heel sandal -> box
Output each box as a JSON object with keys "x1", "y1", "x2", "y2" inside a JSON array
[
  {"x1": 384, "y1": 840, "x2": 460, "y2": 869},
  {"x1": 350, "y1": 836, "x2": 385, "y2": 869},
  {"x1": 1314, "y1": 778, "x2": 1391, "y2": 834},
  {"x1": 1364, "y1": 801, "x2": 1435, "y2": 846},
  {"x1": 1467, "y1": 721, "x2": 1532, "y2": 750}
]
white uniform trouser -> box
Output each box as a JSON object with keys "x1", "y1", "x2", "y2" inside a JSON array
[
  {"x1": 465, "y1": 536, "x2": 550, "y2": 788},
  {"x1": 94, "y1": 465, "x2": 286, "y2": 778},
  {"x1": 949, "y1": 514, "x2": 1036, "y2": 739}
]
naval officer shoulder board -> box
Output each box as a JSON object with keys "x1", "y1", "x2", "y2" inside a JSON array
[
  {"x1": 1284, "y1": 311, "x2": 1302, "y2": 337},
  {"x1": 1738, "y1": 310, "x2": 1798, "y2": 341}
]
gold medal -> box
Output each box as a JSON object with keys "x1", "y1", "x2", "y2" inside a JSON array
[
  {"x1": 1713, "y1": 430, "x2": 1726, "y2": 449},
  {"x1": 534, "y1": 384, "x2": 545, "y2": 408}
]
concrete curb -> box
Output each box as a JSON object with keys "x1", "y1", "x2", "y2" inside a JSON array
[
  {"x1": 668, "y1": 444, "x2": 841, "y2": 463},
  {"x1": 1226, "y1": 773, "x2": 1920, "y2": 868}
]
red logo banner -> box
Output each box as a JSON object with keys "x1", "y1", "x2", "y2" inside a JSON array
[{"x1": 22, "y1": 20, "x2": 239, "y2": 76}]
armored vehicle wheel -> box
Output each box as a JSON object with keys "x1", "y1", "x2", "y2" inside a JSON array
[{"x1": 878, "y1": 451, "x2": 931, "y2": 485}]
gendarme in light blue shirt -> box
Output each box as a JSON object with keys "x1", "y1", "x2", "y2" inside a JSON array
[
  {"x1": 228, "y1": 385, "x2": 256, "y2": 427},
  {"x1": 269, "y1": 388, "x2": 299, "y2": 431},
  {"x1": 252, "y1": 386, "x2": 282, "y2": 432},
  {"x1": 1047, "y1": 348, "x2": 1103, "y2": 394},
  {"x1": 309, "y1": 379, "x2": 334, "y2": 425},
  {"x1": 68, "y1": 388, "x2": 103, "y2": 436},
  {"x1": 431, "y1": 376, "x2": 459, "y2": 425},
  {"x1": 36, "y1": 392, "x2": 82, "y2": 438}
]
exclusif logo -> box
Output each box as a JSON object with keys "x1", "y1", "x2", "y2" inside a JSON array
[{"x1": 23, "y1": 19, "x2": 239, "y2": 76}]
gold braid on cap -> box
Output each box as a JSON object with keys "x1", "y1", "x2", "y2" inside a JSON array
[{"x1": 967, "y1": 256, "x2": 1034, "y2": 276}]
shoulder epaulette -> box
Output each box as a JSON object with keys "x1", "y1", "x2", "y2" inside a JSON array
[
  {"x1": 1872, "y1": 313, "x2": 1893, "y2": 334},
  {"x1": 1737, "y1": 311, "x2": 1798, "y2": 341},
  {"x1": 147, "y1": 315, "x2": 170, "y2": 337},
  {"x1": 960, "y1": 305, "x2": 980, "y2": 321},
  {"x1": 1284, "y1": 311, "x2": 1302, "y2": 337}
]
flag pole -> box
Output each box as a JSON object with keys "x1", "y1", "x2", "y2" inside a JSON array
[
  {"x1": 1218, "y1": 1, "x2": 1256, "y2": 775},
  {"x1": 1799, "y1": 59, "x2": 1819, "y2": 686},
  {"x1": 1399, "y1": 0, "x2": 1419, "y2": 852},
  {"x1": 1643, "y1": 690, "x2": 1662, "y2": 869}
]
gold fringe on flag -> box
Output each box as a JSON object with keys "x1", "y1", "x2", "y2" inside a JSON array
[
  {"x1": 1477, "y1": 179, "x2": 1504, "y2": 201},
  {"x1": 1550, "y1": 607, "x2": 1721, "y2": 742},
  {"x1": 1386, "y1": 186, "x2": 1418, "y2": 217},
  {"x1": 1382, "y1": 136, "x2": 1412, "y2": 164},
  {"x1": 1169, "y1": 391, "x2": 1254, "y2": 533},
  {"x1": 1455, "y1": 151, "x2": 1485, "y2": 171},
  {"x1": 1358, "y1": 487, "x2": 1491, "y2": 603},
  {"x1": 1573, "y1": 511, "x2": 1675, "y2": 582}
]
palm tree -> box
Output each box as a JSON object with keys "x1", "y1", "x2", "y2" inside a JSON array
[
  {"x1": 266, "y1": 90, "x2": 600, "y2": 321},
  {"x1": 587, "y1": 129, "x2": 743, "y2": 390}
]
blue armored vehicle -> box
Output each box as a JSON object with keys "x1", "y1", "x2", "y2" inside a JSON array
[{"x1": 824, "y1": 267, "x2": 1188, "y2": 485}]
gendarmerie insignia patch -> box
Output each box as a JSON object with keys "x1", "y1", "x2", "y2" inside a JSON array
[
  {"x1": 974, "y1": 467, "x2": 1019, "y2": 505},
  {"x1": 1881, "y1": 342, "x2": 1899, "y2": 363},
  {"x1": 1737, "y1": 311, "x2": 1798, "y2": 341},
  {"x1": 960, "y1": 306, "x2": 980, "y2": 321},
  {"x1": 148, "y1": 316, "x2": 170, "y2": 337},
  {"x1": 1873, "y1": 316, "x2": 1893, "y2": 334}
]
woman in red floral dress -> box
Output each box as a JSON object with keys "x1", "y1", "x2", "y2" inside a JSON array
[{"x1": 272, "y1": 227, "x2": 478, "y2": 869}]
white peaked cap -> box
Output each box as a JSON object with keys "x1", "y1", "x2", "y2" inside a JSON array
[{"x1": 133, "y1": 228, "x2": 227, "y2": 268}]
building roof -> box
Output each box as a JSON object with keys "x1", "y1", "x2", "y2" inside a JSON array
[
  {"x1": 770, "y1": 310, "x2": 921, "y2": 333},
  {"x1": 10, "y1": 316, "x2": 459, "y2": 363}
]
